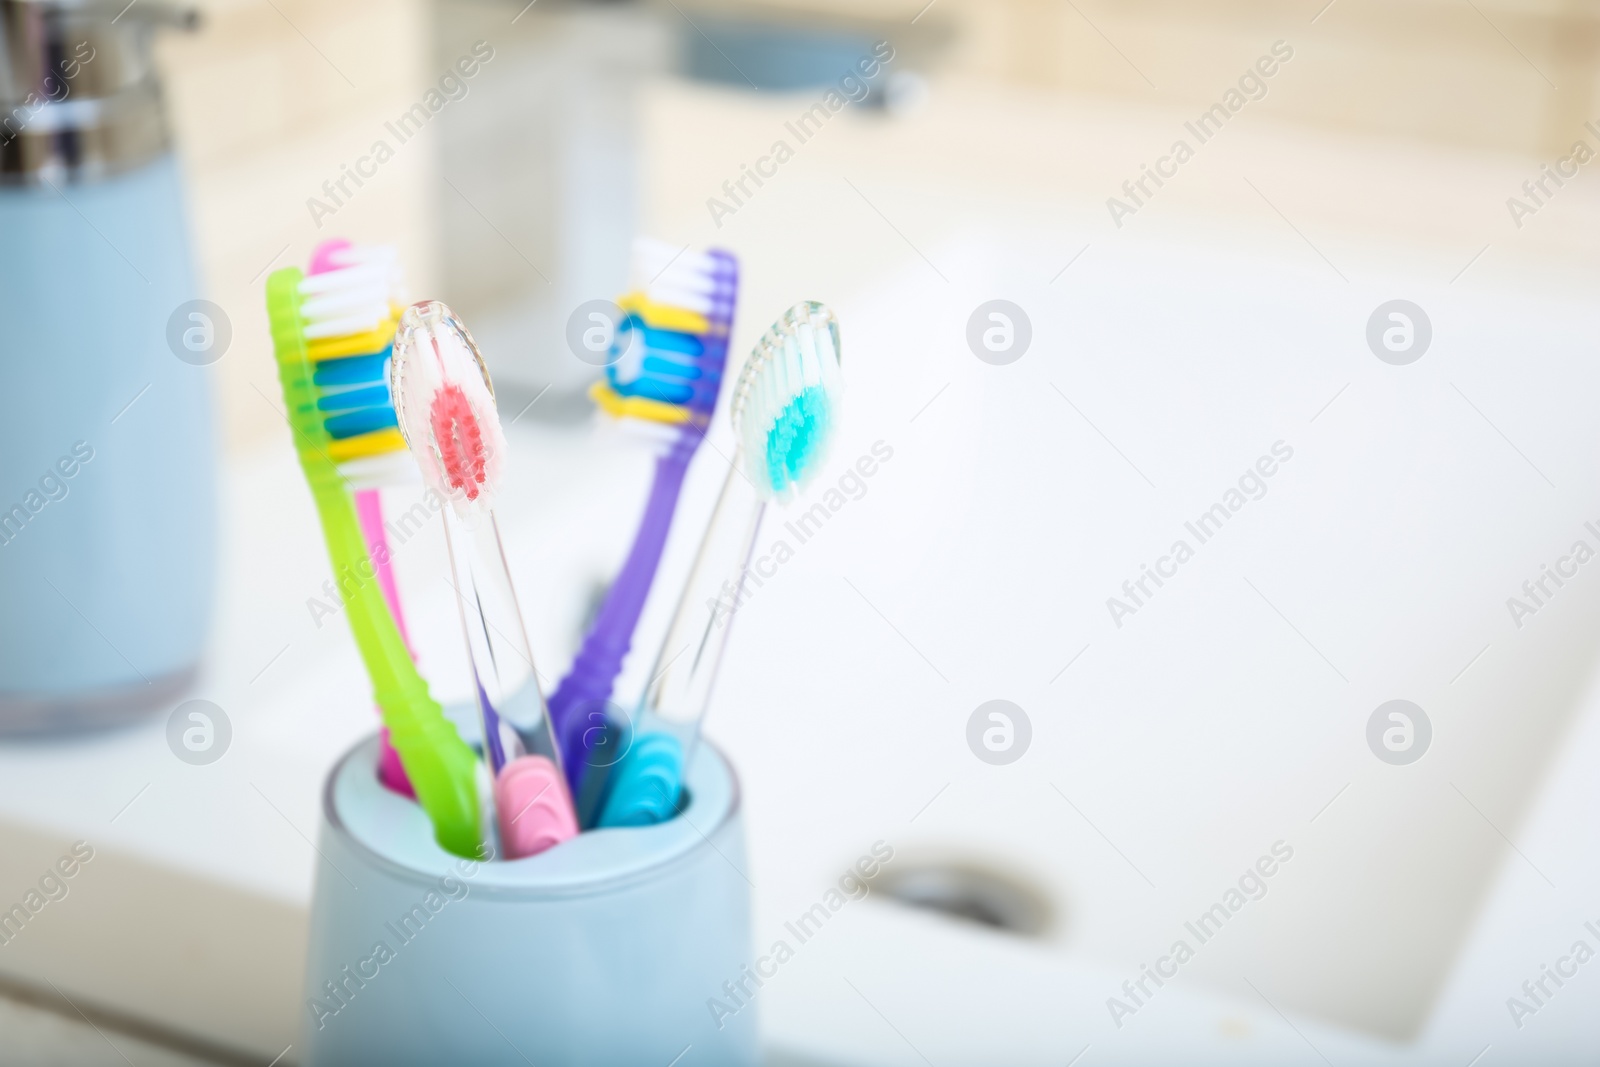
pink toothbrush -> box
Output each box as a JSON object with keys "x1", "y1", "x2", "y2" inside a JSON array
[{"x1": 308, "y1": 238, "x2": 414, "y2": 796}]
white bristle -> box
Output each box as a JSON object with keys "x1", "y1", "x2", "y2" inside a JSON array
[
  {"x1": 647, "y1": 274, "x2": 718, "y2": 300},
  {"x1": 304, "y1": 311, "x2": 388, "y2": 340},
  {"x1": 632, "y1": 236, "x2": 719, "y2": 275},
  {"x1": 644, "y1": 283, "x2": 716, "y2": 317},
  {"x1": 301, "y1": 290, "x2": 390, "y2": 325},
  {"x1": 598, "y1": 412, "x2": 682, "y2": 450},
  {"x1": 647, "y1": 263, "x2": 719, "y2": 291},
  {"x1": 630, "y1": 239, "x2": 727, "y2": 314},
  {"x1": 339, "y1": 452, "x2": 420, "y2": 491},
  {"x1": 299, "y1": 262, "x2": 392, "y2": 295},
  {"x1": 302, "y1": 282, "x2": 388, "y2": 312},
  {"x1": 333, "y1": 245, "x2": 399, "y2": 268},
  {"x1": 298, "y1": 245, "x2": 404, "y2": 339},
  {"x1": 816, "y1": 326, "x2": 842, "y2": 396},
  {"x1": 623, "y1": 236, "x2": 732, "y2": 337}
]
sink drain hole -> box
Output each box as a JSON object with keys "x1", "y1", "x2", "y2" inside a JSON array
[{"x1": 872, "y1": 862, "x2": 1053, "y2": 937}]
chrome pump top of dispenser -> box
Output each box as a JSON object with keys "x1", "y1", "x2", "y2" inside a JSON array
[{"x1": 0, "y1": 0, "x2": 198, "y2": 184}]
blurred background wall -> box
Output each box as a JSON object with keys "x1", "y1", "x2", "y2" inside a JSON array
[{"x1": 154, "y1": 0, "x2": 1600, "y2": 452}]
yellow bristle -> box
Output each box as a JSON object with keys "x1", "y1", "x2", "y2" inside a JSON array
[
  {"x1": 328, "y1": 427, "x2": 407, "y2": 462},
  {"x1": 307, "y1": 321, "x2": 398, "y2": 362},
  {"x1": 617, "y1": 292, "x2": 710, "y2": 336},
  {"x1": 589, "y1": 381, "x2": 693, "y2": 425}
]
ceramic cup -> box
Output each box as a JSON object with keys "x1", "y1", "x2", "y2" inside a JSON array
[{"x1": 303, "y1": 734, "x2": 757, "y2": 1066}]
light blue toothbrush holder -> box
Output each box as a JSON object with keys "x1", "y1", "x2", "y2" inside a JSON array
[{"x1": 303, "y1": 734, "x2": 757, "y2": 1066}]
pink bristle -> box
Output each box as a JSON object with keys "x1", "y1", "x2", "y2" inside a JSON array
[
  {"x1": 309, "y1": 238, "x2": 352, "y2": 275},
  {"x1": 430, "y1": 383, "x2": 488, "y2": 500}
]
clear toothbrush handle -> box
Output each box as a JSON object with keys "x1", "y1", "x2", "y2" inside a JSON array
[
  {"x1": 440, "y1": 506, "x2": 576, "y2": 858},
  {"x1": 390, "y1": 298, "x2": 577, "y2": 857},
  {"x1": 599, "y1": 460, "x2": 765, "y2": 827},
  {"x1": 440, "y1": 508, "x2": 566, "y2": 760},
  {"x1": 440, "y1": 508, "x2": 516, "y2": 776},
  {"x1": 645, "y1": 462, "x2": 766, "y2": 739},
  {"x1": 484, "y1": 512, "x2": 564, "y2": 766}
]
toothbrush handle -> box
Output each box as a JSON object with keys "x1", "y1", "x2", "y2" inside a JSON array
[
  {"x1": 306, "y1": 456, "x2": 482, "y2": 858},
  {"x1": 356, "y1": 489, "x2": 412, "y2": 645},
  {"x1": 645, "y1": 473, "x2": 766, "y2": 736},
  {"x1": 549, "y1": 426, "x2": 699, "y2": 781},
  {"x1": 599, "y1": 467, "x2": 766, "y2": 827},
  {"x1": 355, "y1": 488, "x2": 414, "y2": 798},
  {"x1": 267, "y1": 269, "x2": 480, "y2": 859}
]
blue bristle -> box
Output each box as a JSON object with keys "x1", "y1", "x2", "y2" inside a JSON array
[
  {"x1": 636, "y1": 326, "x2": 704, "y2": 357},
  {"x1": 325, "y1": 406, "x2": 399, "y2": 440},
  {"x1": 607, "y1": 332, "x2": 708, "y2": 407},
  {"x1": 605, "y1": 312, "x2": 728, "y2": 417},
  {"x1": 313, "y1": 349, "x2": 390, "y2": 387},
  {"x1": 640, "y1": 353, "x2": 705, "y2": 381},
  {"x1": 625, "y1": 375, "x2": 695, "y2": 406},
  {"x1": 316, "y1": 384, "x2": 392, "y2": 413}
]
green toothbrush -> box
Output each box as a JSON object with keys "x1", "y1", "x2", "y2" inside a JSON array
[{"x1": 266, "y1": 269, "x2": 481, "y2": 859}]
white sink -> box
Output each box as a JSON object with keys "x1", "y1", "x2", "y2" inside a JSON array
[{"x1": 3, "y1": 218, "x2": 1599, "y2": 1063}]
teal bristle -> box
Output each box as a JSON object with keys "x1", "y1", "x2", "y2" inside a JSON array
[
  {"x1": 734, "y1": 302, "x2": 841, "y2": 500},
  {"x1": 764, "y1": 386, "x2": 832, "y2": 493}
]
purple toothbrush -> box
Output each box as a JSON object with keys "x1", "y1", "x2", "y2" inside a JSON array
[{"x1": 549, "y1": 240, "x2": 738, "y2": 818}]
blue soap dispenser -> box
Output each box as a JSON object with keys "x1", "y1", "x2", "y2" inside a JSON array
[{"x1": 0, "y1": 0, "x2": 216, "y2": 733}]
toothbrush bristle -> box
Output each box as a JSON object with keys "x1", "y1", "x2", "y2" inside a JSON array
[
  {"x1": 604, "y1": 243, "x2": 739, "y2": 423},
  {"x1": 733, "y1": 302, "x2": 842, "y2": 501},
  {"x1": 392, "y1": 300, "x2": 506, "y2": 509},
  {"x1": 430, "y1": 383, "x2": 489, "y2": 501},
  {"x1": 299, "y1": 241, "x2": 409, "y2": 473}
]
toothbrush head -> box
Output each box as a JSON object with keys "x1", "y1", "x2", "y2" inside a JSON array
[
  {"x1": 390, "y1": 300, "x2": 508, "y2": 516},
  {"x1": 595, "y1": 240, "x2": 738, "y2": 425},
  {"x1": 298, "y1": 242, "x2": 412, "y2": 488},
  {"x1": 732, "y1": 301, "x2": 843, "y2": 502}
]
